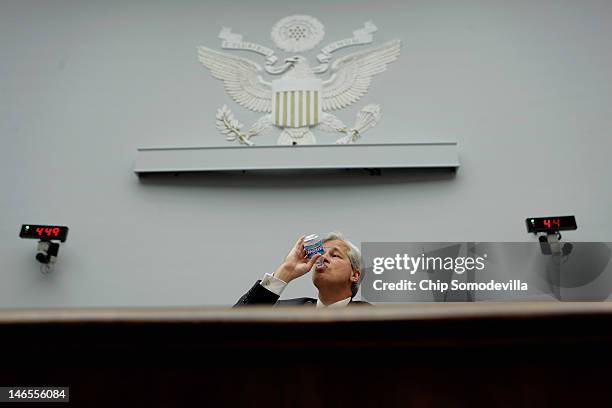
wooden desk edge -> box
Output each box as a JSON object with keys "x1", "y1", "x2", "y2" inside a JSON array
[{"x1": 1, "y1": 302, "x2": 612, "y2": 325}]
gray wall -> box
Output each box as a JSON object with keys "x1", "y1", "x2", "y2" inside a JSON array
[{"x1": 1, "y1": 0, "x2": 611, "y2": 307}]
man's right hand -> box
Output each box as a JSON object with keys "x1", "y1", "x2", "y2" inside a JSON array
[{"x1": 273, "y1": 236, "x2": 323, "y2": 283}]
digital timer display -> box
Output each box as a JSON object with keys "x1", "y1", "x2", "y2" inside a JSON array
[
  {"x1": 526, "y1": 216, "x2": 577, "y2": 234},
  {"x1": 19, "y1": 225, "x2": 69, "y2": 242}
]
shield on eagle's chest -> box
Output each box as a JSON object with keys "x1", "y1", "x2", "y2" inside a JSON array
[{"x1": 272, "y1": 78, "x2": 322, "y2": 128}]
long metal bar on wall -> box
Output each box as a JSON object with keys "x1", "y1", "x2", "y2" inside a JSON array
[{"x1": 133, "y1": 142, "x2": 460, "y2": 175}]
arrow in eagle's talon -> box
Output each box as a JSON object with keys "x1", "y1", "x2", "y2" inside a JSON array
[{"x1": 335, "y1": 135, "x2": 353, "y2": 144}]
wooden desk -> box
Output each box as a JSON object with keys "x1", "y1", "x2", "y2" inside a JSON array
[{"x1": 2, "y1": 302, "x2": 612, "y2": 406}]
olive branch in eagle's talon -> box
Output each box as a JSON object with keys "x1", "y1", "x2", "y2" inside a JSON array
[{"x1": 215, "y1": 105, "x2": 274, "y2": 146}]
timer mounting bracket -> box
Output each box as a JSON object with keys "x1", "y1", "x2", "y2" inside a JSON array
[
  {"x1": 526, "y1": 216, "x2": 577, "y2": 256},
  {"x1": 19, "y1": 224, "x2": 69, "y2": 274}
]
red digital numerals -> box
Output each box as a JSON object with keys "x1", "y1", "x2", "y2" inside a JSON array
[
  {"x1": 36, "y1": 227, "x2": 61, "y2": 238},
  {"x1": 542, "y1": 219, "x2": 561, "y2": 229}
]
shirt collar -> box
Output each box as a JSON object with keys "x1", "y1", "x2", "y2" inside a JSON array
[{"x1": 316, "y1": 297, "x2": 351, "y2": 308}]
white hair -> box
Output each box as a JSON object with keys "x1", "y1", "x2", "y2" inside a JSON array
[{"x1": 322, "y1": 232, "x2": 362, "y2": 298}]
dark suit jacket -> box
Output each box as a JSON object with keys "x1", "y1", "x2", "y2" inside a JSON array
[{"x1": 234, "y1": 280, "x2": 371, "y2": 307}]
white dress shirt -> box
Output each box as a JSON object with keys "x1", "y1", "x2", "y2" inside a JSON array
[
  {"x1": 315, "y1": 297, "x2": 351, "y2": 308},
  {"x1": 260, "y1": 273, "x2": 352, "y2": 307}
]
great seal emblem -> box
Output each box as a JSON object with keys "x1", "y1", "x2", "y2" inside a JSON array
[{"x1": 197, "y1": 14, "x2": 401, "y2": 145}]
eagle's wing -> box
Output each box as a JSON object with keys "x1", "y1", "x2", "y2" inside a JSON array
[
  {"x1": 321, "y1": 40, "x2": 401, "y2": 112},
  {"x1": 197, "y1": 46, "x2": 273, "y2": 113}
]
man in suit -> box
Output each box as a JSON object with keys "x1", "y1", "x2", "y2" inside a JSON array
[{"x1": 235, "y1": 232, "x2": 370, "y2": 307}]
